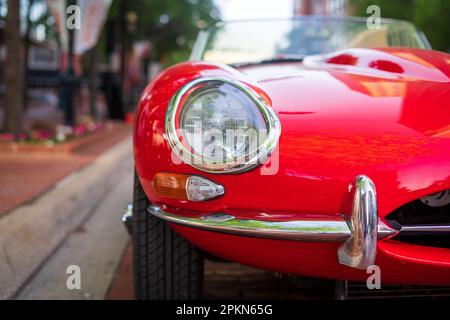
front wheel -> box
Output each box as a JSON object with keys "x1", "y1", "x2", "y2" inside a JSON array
[{"x1": 132, "y1": 172, "x2": 204, "y2": 300}]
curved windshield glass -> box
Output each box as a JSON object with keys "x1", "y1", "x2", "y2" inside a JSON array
[{"x1": 191, "y1": 17, "x2": 429, "y2": 65}]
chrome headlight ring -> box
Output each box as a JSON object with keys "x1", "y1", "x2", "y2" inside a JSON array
[{"x1": 165, "y1": 77, "x2": 281, "y2": 174}]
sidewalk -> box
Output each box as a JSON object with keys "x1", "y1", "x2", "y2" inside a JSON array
[
  {"x1": 0, "y1": 123, "x2": 131, "y2": 216},
  {"x1": 0, "y1": 119, "x2": 133, "y2": 299},
  {"x1": 18, "y1": 166, "x2": 133, "y2": 300}
]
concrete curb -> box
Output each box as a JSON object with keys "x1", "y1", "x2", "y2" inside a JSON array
[{"x1": 0, "y1": 137, "x2": 133, "y2": 299}]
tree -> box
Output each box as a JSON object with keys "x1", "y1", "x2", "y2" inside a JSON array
[
  {"x1": 105, "y1": 0, "x2": 220, "y2": 66},
  {"x1": 413, "y1": 0, "x2": 450, "y2": 52},
  {"x1": 349, "y1": 0, "x2": 450, "y2": 52},
  {"x1": 3, "y1": 0, "x2": 24, "y2": 134},
  {"x1": 350, "y1": 0, "x2": 414, "y2": 21}
]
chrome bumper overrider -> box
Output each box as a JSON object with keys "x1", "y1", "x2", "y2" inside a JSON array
[
  {"x1": 146, "y1": 176, "x2": 400, "y2": 270},
  {"x1": 337, "y1": 176, "x2": 381, "y2": 270}
]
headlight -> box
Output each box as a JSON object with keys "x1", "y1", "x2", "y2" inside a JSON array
[{"x1": 165, "y1": 77, "x2": 281, "y2": 173}]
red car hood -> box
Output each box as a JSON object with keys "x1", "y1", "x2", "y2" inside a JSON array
[{"x1": 235, "y1": 48, "x2": 450, "y2": 217}]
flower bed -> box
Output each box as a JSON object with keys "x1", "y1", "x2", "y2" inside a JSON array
[{"x1": 0, "y1": 122, "x2": 122, "y2": 154}]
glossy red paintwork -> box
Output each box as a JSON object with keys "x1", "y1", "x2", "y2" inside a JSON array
[{"x1": 134, "y1": 48, "x2": 450, "y2": 285}]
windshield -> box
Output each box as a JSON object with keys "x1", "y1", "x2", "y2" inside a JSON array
[{"x1": 191, "y1": 17, "x2": 429, "y2": 65}]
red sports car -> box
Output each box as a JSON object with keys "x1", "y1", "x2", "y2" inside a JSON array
[{"x1": 127, "y1": 16, "x2": 450, "y2": 299}]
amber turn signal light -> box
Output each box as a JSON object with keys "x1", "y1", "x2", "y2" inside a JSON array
[
  {"x1": 152, "y1": 173, "x2": 224, "y2": 202},
  {"x1": 153, "y1": 173, "x2": 189, "y2": 200}
]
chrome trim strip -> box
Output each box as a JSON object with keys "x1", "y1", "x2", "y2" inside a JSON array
[
  {"x1": 165, "y1": 76, "x2": 281, "y2": 174},
  {"x1": 378, "y1": 220, "x2": 399, "y2": 238},
  {"x1": 399, "y1": 224, "x2": 450, "y2": 233},
  {"x1": 148, "y1": 206, "x2": 352, "y2": 242},
  {"x1": 338, "y1": 176, "x2": 379, "y2": 270}
]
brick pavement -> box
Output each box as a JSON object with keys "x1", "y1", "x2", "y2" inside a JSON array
[{"x1": 0, "y1": 123, "x2": 132, "y2": 216}]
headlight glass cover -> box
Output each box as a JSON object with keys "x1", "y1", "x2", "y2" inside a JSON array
[{"x1": 165, "y1": 77, "x2": 281, "y2": 173}]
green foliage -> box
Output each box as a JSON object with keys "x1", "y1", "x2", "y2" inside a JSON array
[
  {"x1": 349, "y1": 0, "x2": 450, "y2": 52},
  {"x1": 350, "y1": 0, "x2": 414, "y2": 20},
  {"x1": 108, "y1": 0, "x2": 220, "y2": 66},
  {"x1": 412, "y1": 0, "x2": 450, "y2": 52}
]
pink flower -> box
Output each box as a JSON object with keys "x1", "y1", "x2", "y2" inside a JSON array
[
  {"x1": 0, "y1": 133, "x2": 14, "y2": 141},
  {"x1": 39, "y1": 131, "x2": 50, "y2": 140},
  {"x1": 74, "y1": 125, "x2": 87, "y2": 136}
]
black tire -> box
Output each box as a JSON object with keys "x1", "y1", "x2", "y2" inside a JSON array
[{"x1": 132, "y1": 173, "x2": 204, "y2": 300}]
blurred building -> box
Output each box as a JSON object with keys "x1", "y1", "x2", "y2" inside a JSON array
[{"x1": 294, "y1": 0, "x2": 348, "y2": 16}]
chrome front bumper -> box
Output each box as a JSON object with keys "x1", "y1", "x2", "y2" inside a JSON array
[
  {"x1": 146, "y1": 176, "x2": 399, "y2": 270},
  {"x1": 124, "y1": 175, "x2": 450, "y2": 270},
  {"x1": 148, "y1": 206, "x2": 353, "y2": 242}
]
